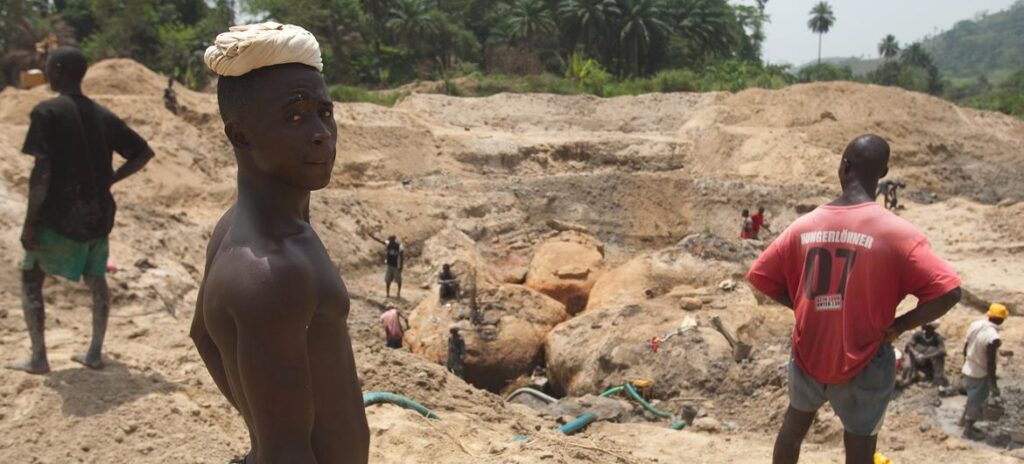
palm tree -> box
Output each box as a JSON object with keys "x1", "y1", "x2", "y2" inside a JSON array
[
  {"x1": 617, "y1": 0, "x2": 670, "y2": 77},
  {"x1": 558, "y1": 0, "x2": 620, "y2": 59},
  {"x1": 506, "y1": 0, "x2": 556, "y2": 51},
  {"x1": 386, "y1": 0, "x2": 440, "y2": 51},
  {"x1": 807, "y1": 1, "x2": 835, "y2": 65},
  {"x1": 900, "y1": 42, "x2": 934, "y2": 68},
  {"x1": 878, "y1": 34, "x2": 899, "y2": 60},
  {"x1": 667, "y1": 0, "x2": 736, "y2": 59}
]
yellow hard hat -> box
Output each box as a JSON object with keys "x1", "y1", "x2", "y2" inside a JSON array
[
  {"x1": 988, "y1": 303, "x2": 1009, "y2": 320},
  {"x1": 632, "y1": 379, "x2": 653, "y2": 389}
]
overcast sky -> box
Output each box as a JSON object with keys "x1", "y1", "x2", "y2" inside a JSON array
[{"x1": 743, "y1": 0, "x2": 1020, "y2": 65}]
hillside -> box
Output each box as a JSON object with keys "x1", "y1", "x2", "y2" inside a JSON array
[
  {"x1": 924, "y1": 0, "x2": 1024, "y2": 79},
  {"x1": 0, "y1": 59, "x2": 1022, "y2": 463},
  {"x1": 798, "y1": 1, "x2": 1023, "y2": 82}
]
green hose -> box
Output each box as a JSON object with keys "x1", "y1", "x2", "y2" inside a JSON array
[
  {"x1": 599, "y1": 386, "x2": 624, "y2": 398},
  {"x1": 624, "y1": 383, "x2": 673, "y2": 419},
  {"x1": 505, "y1": 387, "x2": 557, "y2": 404},
  {"x1": 363, "y1": 392, "x2": 440, "y2": 420},
  {"x1": 669, "y1": 421, "x2": 686, "y2": 430}
]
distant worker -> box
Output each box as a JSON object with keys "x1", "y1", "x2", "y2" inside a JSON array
[
  {"x1": 8, "y1": 47, "x2": 154, "y2": 375},
  {"x1": 379, "y1": 306, "x2": 407, "y2": 349},
  {"x1": 446, "y1": 327, "x2": 466, "y2": 379},
  {"x1": 899, "y1": 322, "x2": 947, "y2": 387},
  {"x1": 876, "y1": 179, "x2": 904, "y2": 210},
  {"x1": 438, "y1": 263, "x2": 460, "y2": 301},
  {"x1": 747, "y1": 135, "x2": 961, "y2": 464},
  {"x1": 384, "y1": 236, "x2": 403, "y2": 298},
  {"x1": 960, "y1": 303, "x2": 1007, "y2": 440},
  {"x1": 751, "y1": 206, "x2": 772, "y2": 240},
  {"x1": 163, "y1": 77, "x2": 178, "y2": 114},
  {"x1": 740, "y1": 209, "x2": 754, "y2": 239}
]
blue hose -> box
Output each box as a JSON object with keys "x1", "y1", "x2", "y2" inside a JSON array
[
  {"x1": 363, "y1": 392, "x2": 440, "y2": 420},
  {"x1": 624, "y1": 383, "x2": 673, "y2": 419},
  {"x1": 559, "y1": 413, "x2": 597, "y2": 435}
]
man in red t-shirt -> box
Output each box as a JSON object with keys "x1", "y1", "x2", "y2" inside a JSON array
[
  {"x1": 746, "y1": 135, "x2": 961, "y2": 464},
  {"x1": 751, "y1": 206, "x2": 771, "y2": 239}
]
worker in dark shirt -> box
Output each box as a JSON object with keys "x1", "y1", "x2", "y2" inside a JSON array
[
  {"x1": 438, "y1": 263, "x2": 460, "y2": 301},
  {"x1": 163, "y1": 77, "x2": 179, "y2": 115},
  {"x1": 899, "y1": 322, "x2": 948, "y2": 387},
  {"x1": 384, "y1": 235, "x2": 403, "y2": 298},
  {"x1": 8, "y1": 47, "x2": 154, "y2": 374},
  {"x1": 446, "y1": 327, "x2": 466, "y2": 379}
]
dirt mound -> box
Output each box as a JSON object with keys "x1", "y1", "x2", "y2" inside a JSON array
[
  {"x1": 524, "y1": 231, "x2": 605, "y2": 314},
  {"x1": 82, "y1": 59, "x2": 171, "y2": 97},
  {"x1": 683, "y1": 81, "x2": 1024, "y2": 203},
  {"x1": 0, "y1": 85, "x2": 53, "y2": 124}
]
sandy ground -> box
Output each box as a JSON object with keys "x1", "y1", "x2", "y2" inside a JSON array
[{"x1": 0, "y1": 59, "x2": 1021, "y2": 463}]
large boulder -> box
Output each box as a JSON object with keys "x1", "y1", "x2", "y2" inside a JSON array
[
  {"x1": 586, "y1": 247, "x2": 746, "y2": 312},
  {"x1": 546, "y1": 238, "x2": 773, "y2": 398},
  {"x1": 545, "y1": 299, "x2": 736, "y2": 398},
  {"x1": 405, "y1": 282, "x2": 568, "y2": 391},
  {"x1": 524, "y1": 231, "x2": 605, "y2": 314}
]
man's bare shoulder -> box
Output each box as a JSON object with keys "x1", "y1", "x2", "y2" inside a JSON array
[{"x1": 204, "y1": 228, "x2": 318, "y2": 326}]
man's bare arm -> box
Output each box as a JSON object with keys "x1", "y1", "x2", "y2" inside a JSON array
[
  {"x1": 228, "y1": 256, "x2": 318, "y2": 463},
  {"x1": 886, "y1": 287, "x2": 962, "y2": 342},
  {"x1": 21, "y1": 158, "x2": 51, "y2": 250},
  {"x1": 770, "y1": 290, "x2": 794, "y2": 310},
  {"x1": 191, "y1": 209, "x2": 238, "y2": 407},
  {"x1": 111, "y1": 148, "x2": 154, "y2": 184},
  {"x1": 988, "y1": 339, "x2": 1001, "y2": 396},
  {"x1": 191, "y1": 295, "x2": 238, "y2": 409}
]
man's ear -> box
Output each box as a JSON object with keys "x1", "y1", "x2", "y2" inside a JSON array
[{"x1": 224, "y1": 121, "x2": 249, "y2": 150}]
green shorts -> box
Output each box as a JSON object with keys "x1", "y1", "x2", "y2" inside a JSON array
[{"x1": 23, "y1": 228, "x2": 108, "y2": 281}]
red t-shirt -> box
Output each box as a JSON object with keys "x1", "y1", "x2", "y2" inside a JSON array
[
  {"x1": 746, "y1": 202, "x2": 960, "y2": 384},
  {"x1": 751, "y1": 212, "x2": 765, "y2": 234}
]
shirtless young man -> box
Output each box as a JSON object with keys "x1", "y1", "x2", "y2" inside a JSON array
[{"x1": 189, "y1": 23, "x2": 369, "y2": 463}]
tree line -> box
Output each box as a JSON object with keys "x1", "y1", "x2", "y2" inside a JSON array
[
  {"x1": 1, "y1": 0, "x2": 771, "y2": 88},
  {"x1": 0, "y1": 1, "x2": 1020, "y2": 118}
]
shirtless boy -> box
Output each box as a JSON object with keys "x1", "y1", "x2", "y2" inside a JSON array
[{"x1": 190, "y1": 23, "x2": 369, "y2": 463}]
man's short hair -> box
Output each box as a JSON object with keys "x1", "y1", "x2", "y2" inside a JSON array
[
  {"x1": 216, "y1": 63, "x2": 318, "y2": 124},
  {"x1": 217, "y1": 73, "x2": 256, "y2": 124},
  {"x1": 48, "y1": 47, "x2": 88, "y2": 83}
]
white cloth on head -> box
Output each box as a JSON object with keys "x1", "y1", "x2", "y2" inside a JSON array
[{"x1": 204, "y1": 22, "x2": 322, "y2": 77}]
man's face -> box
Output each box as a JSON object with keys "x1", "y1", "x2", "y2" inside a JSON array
[
  {"x1": 241, "y1": 64, "x2": 337, "y2": 190},
  {"x1": 45, "y1": 59, "x2": 62, "y2": 92},
  {"x1": 924, "y1": 326, "x2": 935, "y2": 335}
]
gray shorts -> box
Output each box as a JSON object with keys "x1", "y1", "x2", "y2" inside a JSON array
[
  {"x1": 385, "y1": 265, "x2": 402, "y2": 284},
  {"x1": 963, "y1": 375, "x2": 990, "y2": 421},
  {"x1": 789, "y1": 343, "x2": 896, "y2": 436}
]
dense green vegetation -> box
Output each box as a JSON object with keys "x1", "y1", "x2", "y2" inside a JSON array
[
  {"x1": 0, "y1": 1, "x2": 1020, "y2": 119},
  {"x1": 0, "y1": 0, "x2": 235, "y2": 89},
  {"x1": 924, "y1": 0, "x2": 1024, "y2": 80},
  {"x1": 1, "y1": 0, "x2": 770, "y2": 88}
]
